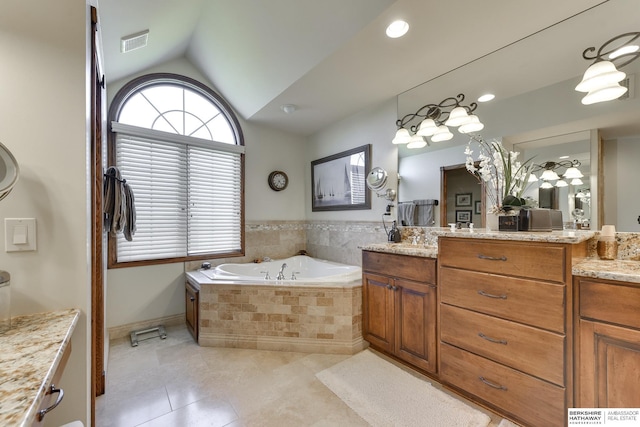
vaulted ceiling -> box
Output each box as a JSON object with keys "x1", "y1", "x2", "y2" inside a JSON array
[{"x1": 98, "y1": 0, "x2": 637, "y2": 136}]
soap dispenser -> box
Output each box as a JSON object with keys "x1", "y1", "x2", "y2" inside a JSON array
[{"x1": 388, "y1": 220, "x2": 401, "y2": 243}]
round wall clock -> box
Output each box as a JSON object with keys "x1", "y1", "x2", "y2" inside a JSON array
[{"x1": 268, "y1": 170, "x2": 288, "y2": 191}]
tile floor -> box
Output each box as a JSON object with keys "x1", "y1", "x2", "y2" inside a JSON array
[{"x1": 96, "y1": 324, "x2": 505, "y2": 426}]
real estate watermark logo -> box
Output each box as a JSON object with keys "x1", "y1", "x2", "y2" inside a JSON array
[{"x1": 568, "y1": 409, "x2": 640, "y2": 426}]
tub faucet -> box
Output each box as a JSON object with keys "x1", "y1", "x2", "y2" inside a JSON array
[{"x1": 277, "y1": 263, "x2": 288, "y2": 280}]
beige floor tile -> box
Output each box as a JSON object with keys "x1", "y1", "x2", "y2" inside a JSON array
[
  {"x1": 98, "y1": 324, "x2": 510, "y2": 427},
  {"x1": 137, "y1": 398, "x2": 238, "y2": 427},
  {"x1": 98, "y1": 386, "x2": 172, "y2": 427}
]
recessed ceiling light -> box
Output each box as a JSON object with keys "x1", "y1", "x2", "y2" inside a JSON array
[
  {"x1": 386, "y1": 20, "x2": 409, "y2": 38},
  {"x1": 477, "y1": 94, "x2": 495, "y2": 103},
  {"x1": 559, "y1": 155, "x2": 570, "y2": 159},
  {"x1": 281, "y1": 104, "x2": 297, "y2": 114}
]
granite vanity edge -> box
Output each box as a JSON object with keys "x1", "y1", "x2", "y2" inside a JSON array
[
  {"x1": 0, "y1": 308, "x2": 80, "y2": 427},
  {"x1": 360, "y1": 243, "x2": 438, "y2": 258},
  {"x1": 428, "y1": 228, "x2": 596, "y2": 243},
  {"x1": 573, "y1": 259, "x2": 640, "y2": 284}
]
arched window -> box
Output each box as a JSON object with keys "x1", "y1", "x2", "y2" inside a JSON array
[{"x1": 108, "y1": 73, "x2": 244, "y2": 267}]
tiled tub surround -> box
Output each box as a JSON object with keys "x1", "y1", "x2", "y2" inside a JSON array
[
  {"x1": 188, "y1": 273, "x2": 364, "y2": 354},
  {"x1": 185, "y1": 220, "x2": 389, "y2": 271},
  {"x1": 0, "y1": 309, "x2": 80, "y2": 426}
]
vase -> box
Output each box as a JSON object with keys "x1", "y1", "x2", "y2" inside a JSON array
[{"x1": 485, "y1": 212, "x2": 500, "y2": 231}]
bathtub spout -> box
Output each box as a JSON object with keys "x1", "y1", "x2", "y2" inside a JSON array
[{"x1": 277, "y1": 263, "x2": 288, "y2": 280}]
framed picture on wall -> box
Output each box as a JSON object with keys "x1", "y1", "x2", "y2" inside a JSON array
[
  {"x1": 456, "y1": 210, "x2": 472, "y2": 223},
  {"x1": 456, "y1": 193, "x2": 472, "y2": 206},
  {"x1": 311, "y1": 144, "x2": 371, "y2": 211},
  {"x1": 474, "y1": 200, "x2": 482, "y2": 215}
]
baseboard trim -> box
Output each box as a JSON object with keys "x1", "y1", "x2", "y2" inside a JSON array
[
  {"x1": 108, "y1": 314, "x2": 185, "y2": 340},
  {"x1": 198, "y1": 332, "x2": 366, "y2": 355}
]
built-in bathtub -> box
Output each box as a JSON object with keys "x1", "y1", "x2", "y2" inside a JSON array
[
  {"x1": 186, "y1": 256, "x2": 365, "y2": 354},
  {"x1": 198, "y1": 255, "x2": 362, "y2": 284}
]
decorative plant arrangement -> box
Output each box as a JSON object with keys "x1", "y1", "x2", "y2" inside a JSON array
[{"x1": 464, "y1": 135, "x2": 534, "y2": 214}]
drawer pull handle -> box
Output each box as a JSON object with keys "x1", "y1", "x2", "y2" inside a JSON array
[
  {"x1": 477, "y1": 254, "x2": 507, "y2": 261},
  {"x1": 477, "y1": 290, "x2": 507, "y2": 299},
  {"x1": 386, "y1": 284, "x2": 392, "y2": 289},
  {"x1": 37, "y1": 384, "x2": 64, "y2": 421},
  {"x1": 478, "y1": 332, "x2": 508, "y2": 345},
  {"x1": 391, "y1": 285, "x2": 398, "y2": 291},
  {"x1": 479, "y1": 376, "x2": 508, "y2": 391}
]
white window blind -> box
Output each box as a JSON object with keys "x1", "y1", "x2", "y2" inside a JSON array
[{"x1": 115, "y1": 132, "x2": 242, "y2": 262}]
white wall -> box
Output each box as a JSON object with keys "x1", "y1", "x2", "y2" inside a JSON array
[
  {"x1": 0, "y1": 0, "x2": 90, "y2": 424},
  {"x1": 106, "y1": 58, "x2": 307, "y2": 328},
  {"x1": 306, "y1": 98, "x2": 398, "y2": 221}
]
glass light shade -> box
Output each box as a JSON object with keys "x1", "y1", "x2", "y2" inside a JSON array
[
  {"x1": 416, "y1": 119, "x2": 438, "y2": 136},
  {"x1": 540, "y1": 181, "x2": 553, "y2": 189},
  {"x1": 609, "y1": 44, "x2": 639, "y2": 59},
  {"x1": 571, "y1": 178, "x2": 584, "y2": 185},
  {"x1": 528, "y1": 173, "x2": 538, "y2": 182},
  {"x1": 392, "y1": 128, "x2": 412, "y2": 144},
  {"x1": 576, "y1": 191, "x2": 585, "y2": 198},
  {"x1": 581, "y1": 82, "x2": 628, "y2": 105},
  {"x1": 575, "y1": 61, "x2": 626, "y2": 93},
  {"x1": 444, "y1": 107, "x2": 472, "y2": 127},
  {"x1": 563, "y1": 167, "x2": 584, "y2": 179},
  {"x1": 407, "y1": 136, "x2": 427, "y2": 149},
  {"x1": 540, "y1": 169, "x2": 560, "y2": 181},
  {"x1": 458, "y1": 115, "x2": 484, "y2": 134},
  {"x1": 430, "y1": 125, "x2": 453, "y2": 142},
  {"x1": 555, "y1": 179, "x2": 568, "y2": 187}
]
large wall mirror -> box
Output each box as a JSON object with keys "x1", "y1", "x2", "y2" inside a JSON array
[{"x1": 397, "y1": 0, "x2": 640, "y2": 232}]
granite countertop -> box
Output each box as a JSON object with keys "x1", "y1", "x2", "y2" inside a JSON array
[
  {"x1": 573, "y1": 259, "x2": 640, "y2": 284},
  {"x1": 429, "y1": 228, "x2": 596, "y2": 243},
  {"x1": 0, "y1": 309, "x2": 80, "y2": 427},
  {"x1": 360, "y1": 243, "x2": 438, "y2": 258}
]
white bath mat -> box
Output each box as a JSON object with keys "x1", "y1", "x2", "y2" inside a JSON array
[{"x1": 316, "y1": 349, "x2": 491, "y2": 427}]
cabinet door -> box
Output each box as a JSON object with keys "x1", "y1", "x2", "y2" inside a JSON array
[
  {"x1": 395, "y1": 278, "x2": 437, "y2": 373},
  {"x1": 185, "y1": 282, "x2": 199, "y2": 342},
  {"x1": 363, "y1": 272, "x2": 394, "y2": 353},
  {"x1": 578, "y1": 319, "x2": 640, "y2": 408}
]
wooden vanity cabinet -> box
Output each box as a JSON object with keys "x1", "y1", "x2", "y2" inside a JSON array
[
  {"x1": 438, "y1": 237, "x2": 575, "y2": 427},
  {"x1": 362, "y1": 250, "x2": 437, "y2": 374},
  {"x1": 574, "y1": 277, "x2": 640, "y2": 408},
  {"x1": 185, "y1": 280, "x2": 199, "y2": 342},
  {"x1": 33, "y1": 343, "x2": 71, "y2": 426}
]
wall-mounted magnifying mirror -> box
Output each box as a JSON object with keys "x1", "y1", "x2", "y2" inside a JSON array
[
  {"x1": 0, "y1": 142, "x2": 19, "y2": 202},
  {"x1": 366, "y1": 166, "x2": 396, "y2": 201}
]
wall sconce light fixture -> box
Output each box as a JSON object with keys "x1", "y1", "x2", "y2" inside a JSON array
[
  {"x1": 392, "y1": 93, "x2": 484, "y2": 149},
  {"x1": 575, "y1": 32, "x2": 640, "y2": 105},
  {"x1": 529, "y1": 160, "x2": 583, "y2": 188}
]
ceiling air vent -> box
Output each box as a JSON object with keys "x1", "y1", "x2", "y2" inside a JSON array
[{"x1": 120, "y1": 30, "x2": 149, "y2": 53}]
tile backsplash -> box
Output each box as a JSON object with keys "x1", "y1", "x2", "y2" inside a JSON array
[{"x1": 186, "y1": 220, "x2": 389, "y2": 270}]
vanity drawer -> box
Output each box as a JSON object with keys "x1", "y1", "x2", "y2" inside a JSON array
[
  {"x1": 441, "y1": 304, "x2": 565, "y2": 385},
  {"x1": 440, "y1": 267, "x2": 565, "y2": 332},
  {"x1": 440, "y1": 343, "x2": 565, "y2": 427},
  {"x1": 580, "y1": 279, "x2": 640, "y2": 329},
  {"x1": 439, "y1": 238, "x2": 566, "y2": 283},
  {"x1": 363, "y1": 251, "x2": 436, "y2": 284}
]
